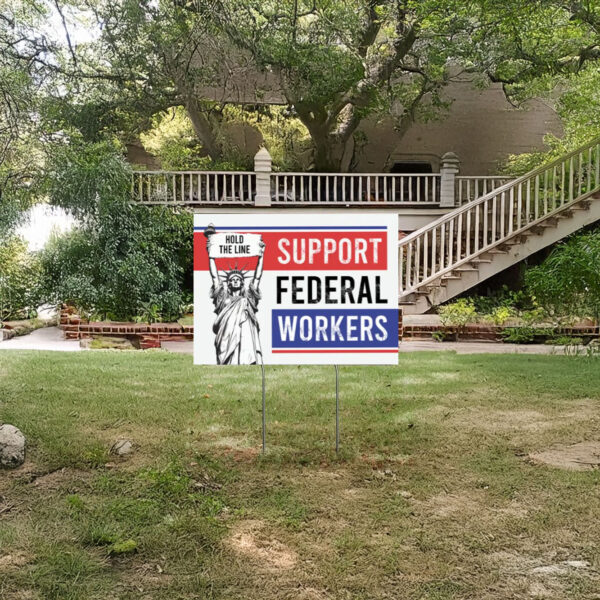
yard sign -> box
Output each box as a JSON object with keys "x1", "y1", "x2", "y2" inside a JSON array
[{"x1": 193, "y1": 213, "x2": 399, "y2": 365}]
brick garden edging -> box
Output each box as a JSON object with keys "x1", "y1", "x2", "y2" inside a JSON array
[
  {"x1": 402, "y1": 323, "x2": 600, "y2": 342},
  {"x1": 59, "y1": 306, "x2": 404, "y2": 349},
  {"x1": 60, "y1": 306, "x2": 193, "y2": 349}
]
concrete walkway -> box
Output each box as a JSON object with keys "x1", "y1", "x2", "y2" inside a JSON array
[
  {"x1": 0, "y1": 327, "x2": 81, "y2": 352},
  {"x1": 0, "y1": 327, "x2": 568, "y2": 355}
]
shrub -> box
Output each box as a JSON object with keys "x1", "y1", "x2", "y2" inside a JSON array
[
  {"x1": 526, "y1": 231, "x2": 600, "y2": 324},
  {"x1": 0, "y1": 235, "x2": 40, "y2": 321},
  {"x1": 38, "y1": 141, "x2": 193, "y2": 321},
  {"x1": 438, "y1": 298, "x2": 477, "y2": 328}
]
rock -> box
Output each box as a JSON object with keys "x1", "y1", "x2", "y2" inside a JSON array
[
  {"x1": 110, "y1": 439, "x2": 133, "y2": 456},
  {"x1": 0, "y1": 424, "x2": 26, "y2": 468}
]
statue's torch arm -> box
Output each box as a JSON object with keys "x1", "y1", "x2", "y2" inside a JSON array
[{"x1": 253, "y1": 240, "x2": 265, "y2": 287}]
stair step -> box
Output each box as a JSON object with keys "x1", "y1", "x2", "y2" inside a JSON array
[
  {"x1": 470, "y1": 258, "x2": 492, "y2": 264},
  {"x1": 399, "y1": 301, "x2": 416, "y2": 306},
  {"x1": 488, "y1": 248, "x2": 509, "y2": 254},
  {"x1": 441, "y1": 275, "x2": 461, "y2": 280},
  {"x1": 572, "y1": 201, "x2": 591, "y2": 210},
  {"x1": 539, "y1": 218, "x2": 558, "y2": 227},
  {"x1": 505, "y1": 234, "x2": 529, "y2": 245},
  {"x1": 455, "y1": 266, "x2": 479, "y2": 272},
  {"x1": 556, "y1": 210, "x2": 573, "y2": 218}
]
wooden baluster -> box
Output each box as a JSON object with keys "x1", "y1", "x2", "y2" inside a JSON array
[
  {"x1": 466, "y1": 208, "x2": 471, "y2": 256},
  {"x1": 457, "y1": 213, "x2": 463, "y2": 261},
  {"x1": 406, "y1": 243, "x2": 413, "y2": 289},
  {"x1": 399, "y1": 245, "x2": 404, "y2": 293},
  {"x1": 569, "y1": 156, "x2": 574, "y2": 202},
  {"x1": 534, "y1": 175, "x2": 540, "y2": 219},
  {"x1": 416, "y1": 237, "x2": 421, "y2": 285},
  {"x1": 517, "y1": 184, "x2": 522, "y2": 230},
  {"x1": 483, "y1": 199, "x2": 488, "y2": 248},
  {"x1": 416, "y1": 176, "x2": 421, "y2": 202},
  {"x1": 424, "y1": 231, "x2": 429, "y2": 279},
  {"x1": 432, "y1": 227, "x2": 437, "y2": 277},
  {"x1": 425, "y1": 176, "x2": 429, "y2": 203},
  {"x1": 587, "y1": 147, "x2": 592, "y2": 194},
  {"x1": 492, "y1": 194, "x2": 497, "y2": 242},
  {"x1": 577, "y1": 152, "x2": 584, "y2": 197},
  {"x1": 475, "y1": 202, "x2": 480, "y2": 253},
  {"x1": 449, "y1": 220, "x2": 454, "y2": 265},
  {"x1": 594, "y1": 144, "x2": 600, "y2": 189},
  {"x1": 552, "y1": 166, "x2": 557, "y2": 209},
  {"x1": 440, "y1": 223, "x2": 446, "y2": 270}
]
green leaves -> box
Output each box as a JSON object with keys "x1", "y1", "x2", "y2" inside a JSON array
[
  {"x1": 526, "y1": 231, "x2": 600, "y2": 323},
  {"x1": 38, "y1": 141, "x2": 193, "y2": 321}
]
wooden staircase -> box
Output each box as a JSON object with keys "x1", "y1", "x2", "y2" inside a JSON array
[{"x1": 398, "y1": 138, "x2": 600, "y2": 314}]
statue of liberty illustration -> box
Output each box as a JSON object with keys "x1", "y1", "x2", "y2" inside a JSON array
[{"x1": 204, "y1": 224, "x2": 265, "y2": 365}]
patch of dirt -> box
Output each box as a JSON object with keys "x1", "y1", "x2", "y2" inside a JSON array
[
  {"x1": 119, "y1": 562, "x2": 173, "y2": 593},
  {"x1": 226, "y1": 520, "x2": 298, "y2": 571},
  {"x1": 425, "y1": 400, "x2": 599, "y2": 436},
  {"x1": 0, "y1": 552, "x2": 32, "y2": 570},
  {"x1": 529, "y1": 441, "x2": 600, "y2": 471},
  {"x1": 489, "y1": 551, "x2": 598, "y2": 599},
  {"x1": 221, "y1": 446, "x2": 260, "y2": 462},
  {"x1": 419, "y1": 492, "x2": 482, "y2": 518},
  {"x1": 26, "y1": 467, "x2": 92, "y2": 490},
  {"x1": 417, "y1": 492, "x2": 529, "y2": 520}
]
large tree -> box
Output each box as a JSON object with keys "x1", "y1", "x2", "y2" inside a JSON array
[
  {"x1": 204, "y1": 0, "x2": 480, "y2": 170},
  {"x1": 0, "y1": 0, "x2": 50, "y2": 239},
  {"x1": 47, "y1": 0, "x2": 538, "y2": 171}
]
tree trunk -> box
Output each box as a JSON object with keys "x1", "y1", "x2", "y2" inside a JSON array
[
  {"x1": 312, "y1": 133, "x2": 343, "y2": 172},
  {"x1": 184, "y1": 97, "x2": 223, "y2": 162}
]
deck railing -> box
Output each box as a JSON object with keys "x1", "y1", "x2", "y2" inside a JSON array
[
  {"x1": 131, "y1": 149, "x2": 512, "y2": 208},
  {"x1": 132, "y1": 171, "x2": 256, "y2": 205},
  {"x1": 398, "y1": 137, "x2": 600, "y2": 295},
  {"x1": 271, "y1": 173, "x2": 440, "y2": 204}
]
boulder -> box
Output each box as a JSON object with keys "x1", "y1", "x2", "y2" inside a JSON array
[
  {"x1": 110, "y1": 439, "x2": 133, "y2": 456},
  {"x1": 0, "y1": 424, "x2": 26, "y2": 468}
]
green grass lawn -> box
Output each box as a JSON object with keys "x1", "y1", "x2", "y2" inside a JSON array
[{"x1": 1, "y1": 350, "x2": 599, "y2": 599}]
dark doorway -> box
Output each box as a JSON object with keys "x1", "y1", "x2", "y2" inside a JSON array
[
  {"x1": 390, "y1": 161, "x2": 436, "y2": 202},
  {"x1": 391, "y1": 161, "x2": 433, "y2": 174}
]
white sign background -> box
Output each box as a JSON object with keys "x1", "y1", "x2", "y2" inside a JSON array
[{"x1": 194, "y1": 212, "x2": 399, "y2": 365}]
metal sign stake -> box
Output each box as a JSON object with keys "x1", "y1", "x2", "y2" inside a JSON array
[
  {"x1": 261, "y1": 362, "x2": 266, "y2": 454},
  {"x1": 335, "y1": 365, "x2": 340, "y2": 453}
]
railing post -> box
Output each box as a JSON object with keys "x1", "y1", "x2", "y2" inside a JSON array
[
  {"x1": 254, "y1": 147, "x2": 272, "y2": 207},
  {"x1": 440, "y1": 152, "x2": 460, "y2": 208}
]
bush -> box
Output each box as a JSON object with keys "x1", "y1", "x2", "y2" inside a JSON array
[
  {"x1": 0, "y1": 235, "x2": 40, "y2": 321},
  {"x1": 38, "y1": 141, "x2": 193, "y2": 321},
  {"x1": 37, "y1": 208, "x2": 192, "y2": 321},
  {"x1": 438, "y1": 298, "x2": 477, "y2": 329},
  {"x1": 526, "y1": 231, "x2": 600, "y2": 324}
]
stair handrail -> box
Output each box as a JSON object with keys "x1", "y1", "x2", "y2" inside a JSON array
[
  {"x1": 399, "y1": 136, "x2": 600, "y2": 248},
  {"x1": 398, "y1": 136, "x2": 600, "y2": 296}
]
